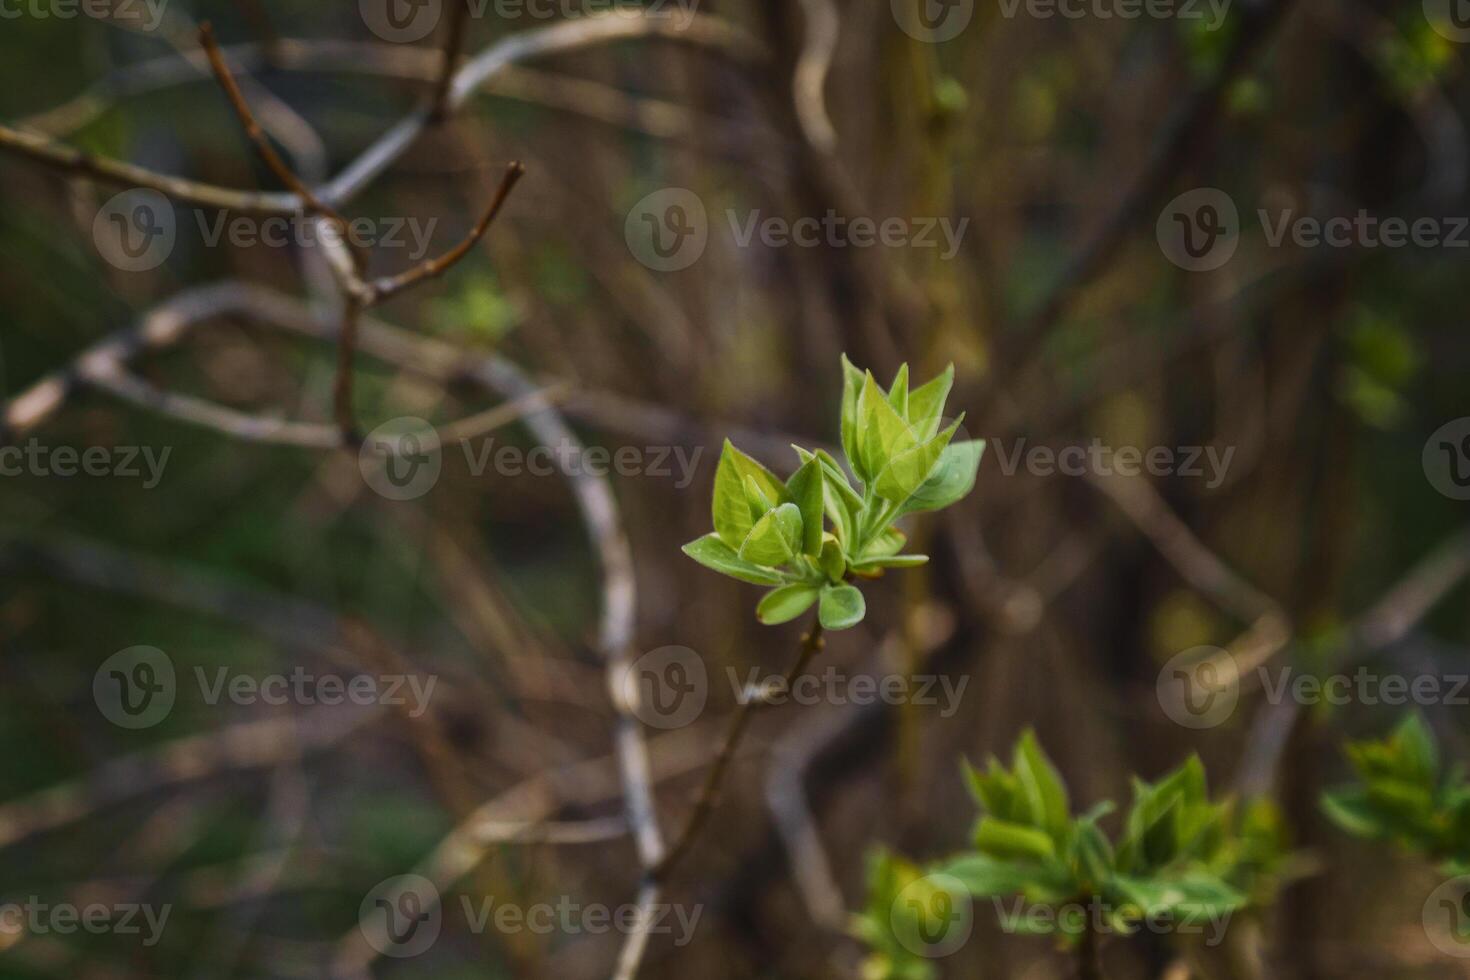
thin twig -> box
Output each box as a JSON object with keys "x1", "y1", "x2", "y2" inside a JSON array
[
  {"x1": 369, "y1": 162, "x2": 526, "y2": 301},
  {"x1": 0, "y1": 122, "x2": 298, "y2": 214},
  {"x1": 430, "y1": 0, "x2": 473, "y2": 121},
  {"x1": 652, "y1": 617, "x2": 826, "y2": 883},
  {"x1": 196, "y1": 22, "x2": 348, "y2": 232}
]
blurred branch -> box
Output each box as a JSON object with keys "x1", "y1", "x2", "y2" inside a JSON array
[
  {"x1": 0, "y1": 122, "x2": 297, "y2": 214},
  {"x1": 0, "y1": 710, "x2": 377, "y2": 852}
]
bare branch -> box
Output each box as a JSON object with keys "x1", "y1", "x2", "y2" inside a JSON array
[
  {"x1": 369, "y1": 161, "x2": 526, "y2": 302},
  {"x1": 0, "y1": 121, "x2": 298, "y2": 214}
]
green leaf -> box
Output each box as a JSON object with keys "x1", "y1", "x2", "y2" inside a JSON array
[
  {"x1": 682, "y1": 534, "x2": 785, "y2": 585},
  {"x1": 850, "y1": 555, "x2": 929, "y2": 574},
  {"x1": 1320, "y1": 788, "x2": 1388, "y2": 838},
  {"x1": 865, "y1": 526, "x2": 907, "y2": 558},
  {"x1": 839, "y1": 355, "x2": 867, "y2": 482},
  {"x1": 819, "y1": 583, "x2": 866, "y2": 630},
  {"x1": 1013, "y1": 731, "x2": 1071, "y2": 842},
  {"x1": 739, "y1": 502, "x2": 803, "y2": 566},
  {"x1": 814, "y1": 448, "x2": 864, "y2": 549},
  {"x1": 818, "y1": 534, "x2": 847, "y2": 582},
  {"x1": 712, "y1": 440, "x2": 788, "y2": 548},
  {"x1": 785, "y1": 457, "x2": 825, "y2": 556},
  {"x1": 743, "y1": 474, "x2": 775, "y2": 522},
  {"x1": 899, "y1": 440, "x2": 986, "y2": 517},
  {"x1": 858, "y1": 371, "x2": 919, "y2": 486},
  {"x1": 906, "y1": 364, "x2": 954, "y2": 440},
  {"x1": 975, "y1": 817, "x2": 1057, "y2": 860},
  {"x1": 940, "y1": 854, "x2": 1046, "y2": 898},
  {"x1": 888, "y1": 363, "x2": 910, "y2": 416},
  {"x1": 875, "y1": 417, "x2": 962, "y2": 504},
  {"x1": 757, "y1": 583, "x2": 821, "y2": 625}
]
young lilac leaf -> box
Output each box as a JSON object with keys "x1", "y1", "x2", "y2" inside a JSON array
[
  {"x1": 888, "y1": 363, "x2": 910, "y2": 416},
  {"x1": 906, "y1": 364, "x2": 954, "y2": 440},
  {"x1": 785, "y1": 456, "x2": 825, "y2": 556},
  {"x1": 940, "y1": 854, "x2": 1056, "y2": 899},
  {"x1": 899, "y1": 440, "x2": 986, "y2": 517},
  {"x1": 865, "y1": 526, "x2": 907, "y2": 558},
  {"x1": 850, "y1": 554, "x2": 929, "y2": 575},
  {"x1": 974, "y1": 817, "x2": 1058, "y2": 861},
  {"x1": 739, "y1": 502, "x2": 803, "y2": 566},
  {"x1": 743, "y1": 473, "x2": 775, "y2": 523},
  {"x1": 712, "y1": 440, "x2": 787, "y2": 548},
  {"x1": 858, "y1": 371, "x2": 919, "y2": 485},
  {"x1": 818, "y1": 535, "x2": 847, "y2": 582},
  {"x1": 814, "y1": 448, "x2": 865, "y2": 549},
  {"x1": 818, "y1": 583, "x2": 866, "y2": 630},
  {"x1": 757, "y1": 583, "x2": 821, "y2": 625},
  {"x1": 875, "y1": 416, "x2": 963, "y2": 504},
  {"x1": 1015, "y1": 730, "x2": 1071, "y2": 844},
  {"x1": 839, "y1": 354, "x2": 867, "y2": 482},
  {"x1": 682, "y1": 534, "x2": 785, "y2": 585}
]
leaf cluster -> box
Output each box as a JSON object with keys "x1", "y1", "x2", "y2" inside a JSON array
[
  {"x1": 1321, "y1": 713, "x2": 1470, "y2": 875},
  {"x1": 682, "y1": 356, "x2": 985, "y2": 630}
]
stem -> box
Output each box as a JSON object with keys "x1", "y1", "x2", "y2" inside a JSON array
[
  {"x1": 651, "y1": 614, "x2": 826, "y2": 882},
  {"x1": 1078, "y1": 904, "x2": 1105, "y2": 980}
]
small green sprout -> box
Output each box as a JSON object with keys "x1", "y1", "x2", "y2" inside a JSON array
[
  {"x1": 681, "y1": 356, "x2": 985, "y2": 631},
  {"x1": 1321, "y1": 713, "x2": 1470, "y2": 875}
]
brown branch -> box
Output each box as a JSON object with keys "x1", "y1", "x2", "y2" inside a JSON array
[
  {"x1": 430, "y1": 0, "x2": 473, "y2": 121},
  {"x1": 197, "y1": 22, "x2": 347, "y2": 231},
  {"x1": 369, "y1": 161, "x2": 526, "y2": 301},
  {"x1": 0, "y1": 121, "x2": 298, "y2": 214},
  {"x1": 651, "y1": 617, "x2": 826, "y2": 884}
]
